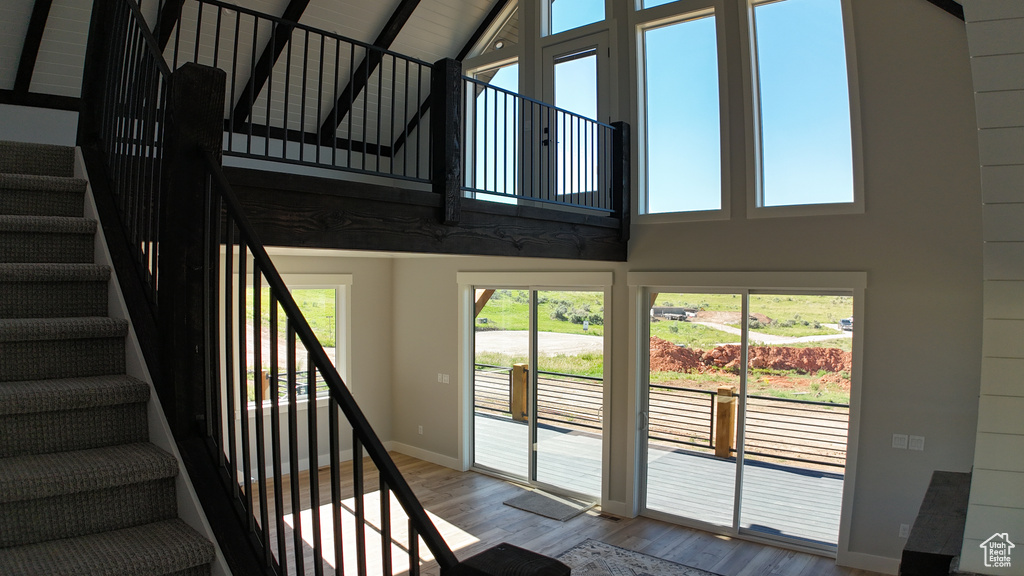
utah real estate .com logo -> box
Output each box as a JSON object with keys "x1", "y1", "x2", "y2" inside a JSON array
[{"x1": 980, "y1": 533, "x2": 1015, "y2": 569}]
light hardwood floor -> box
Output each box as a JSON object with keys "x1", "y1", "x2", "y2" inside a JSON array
[{"x1": 252, "y1": 452, "x2": 885, "y2": 576}]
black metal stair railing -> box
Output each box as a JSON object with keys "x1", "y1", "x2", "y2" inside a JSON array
[
  {"x1": 78, "y1": 0, "x2": 460, "y2": 573},
  {"x1": 204, "y1": 149, "x2": 459, "y2": 575}
]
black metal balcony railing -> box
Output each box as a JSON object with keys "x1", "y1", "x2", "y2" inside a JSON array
[
  {"x1": 462, "y1": 78, "x2": 615, "y2": 211},
  {"x1": 164, "y1": 0, "x2": 433, "y2": 183},
  {"x1": 474, "y1": 364, "x2": 603, "y2": 431}
]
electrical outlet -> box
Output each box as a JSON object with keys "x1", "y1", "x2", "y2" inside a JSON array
[
  {"x1": 418, "y1": 425, "x2": 423, "y2": 435},
  {"x1": 892, "y1": 434, "x2": 908, "y2": 449},
  {"x1": 899, "y1": 523, "x2": 910, "y2": 538},
  {"x1": 437, "y1": 373, "x2": 443, "y2": 383},
  {"x1": 909, "y1": 435, "x2": 925, "y2": 451},
  {"x1": 443, "y1": 373, "x2": 450, "y2": 384}
]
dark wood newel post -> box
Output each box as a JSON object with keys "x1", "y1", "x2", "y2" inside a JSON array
[
  {"x1": 431, "y1": 57, "x2": 462, "y2": 225},
  {"x1": 612, "y1": 121, "x2": 630, "y2": 242},
  {"x1": 159, "y1": 63, "x2": 226, "y2": 438}
]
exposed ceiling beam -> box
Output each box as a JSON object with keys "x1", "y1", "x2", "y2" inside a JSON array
[
  {"x1": 457, "y1": 0, "x2": 511, "y2": 61},
  {"x1": 0, "y1": 89, "x2": 81, "y2": 111},
  {"x1": 319, "y1": 0, "x2": 421, "y2": 140},
  {"x1": 924, "y1": 0, "x2": 964, "y2": 20},
  {"x1": 14, "y1": 0, "x2": 54, "y2": 93},
  {"x1": 156, "y1": 0, "x2": 186, "y2": 51},
  {"x1": 230, "y1": 0, "x2": 312, "y2": 130},
  {"x1": 393, "y1": 0, "x2": 510, "y2": 154}
]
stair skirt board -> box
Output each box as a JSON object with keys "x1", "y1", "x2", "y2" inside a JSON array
[{"x1": 0, "y1": 140, "x2": 215, "y2": 574}]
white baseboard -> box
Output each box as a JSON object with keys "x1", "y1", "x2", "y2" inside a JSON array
[
  {"x1": 836, "y1": 551, "x2": 900, "y2": 575},
  {"x1": 388, "y1": 442, "x2": 463, "y2": 471}
]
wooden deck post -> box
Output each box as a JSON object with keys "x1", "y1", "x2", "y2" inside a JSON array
[
  {"x1": 715, "y1": 386, "x2": 737, "y2": 458},
  {"x1": 511, "y1": 364, "x2": 528, "y2": 422}
]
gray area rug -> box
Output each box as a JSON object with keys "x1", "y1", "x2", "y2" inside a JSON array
[
  {"x1": 557, "y1": 539, "x2": 722, "y2": 576},
  {"x1": 502, "y1": 490, "x2": 595, "y2": 521}
]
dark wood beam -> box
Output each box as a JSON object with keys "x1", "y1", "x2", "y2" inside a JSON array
[
  {"x1": 223, "y1": 166, "x2": 626, "y2": 261},
  {"x1": 0, "y1": 89, "x2": 81, "y2": 111},
  {"x1": 457, "y1": 0, "x2": 511, "y2": 61},
  {"x1": 230, "y1": 0, "x2": 311, "y2": 130},
  {"x1": 318, "y1": 0, "x2": 421, "y2": 140},
  {"x1": 14, "y1": 0, "x2": 54, "y2": 93},
  {"x1": 156, "y1": 0, "x2": 186, "y2": 51},
  {"x1": 392, "y1": 0, "x2": 511, "y2": 155},
  {"x1": 924, "y1": 0, "x2": 964, "y2": 20}
]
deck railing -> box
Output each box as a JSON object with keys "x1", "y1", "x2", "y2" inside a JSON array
[
  {"x1": 474, "y1": 364, "x2": 603, "y2": 432},
  {"x1": 476, "y1": 365, "x2": 848, "y2": 468}
]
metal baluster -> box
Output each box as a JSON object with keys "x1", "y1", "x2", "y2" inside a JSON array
[
  {"x1": 253, "y1": 269, "x2": 272, "y2": 568},
  {"x1": 380, "y1": 477, "x2": 392, "y2": 576},
  {"x1": 266, "y1": 21, "x2": 276, "y2": 158},
  {"x1": 353, "y1": 436, "x2": 366, "y2": 576},
  {"x1": 239, "y1": 241, "x2": 253, "y2": 522},
  {"x1": 408, "y1": 521, "x2": 419, "y2": 576},
  {"x1": 286, "y1": 323, "x2": 304, "y2": 575},
  {"x1": 270, "y1": 292, "x2": 287, "y2": 574},
  {"x1": 317, "y1": 34, "x2": 325, "y2": 165},
  {"x1": 307, "y1": 358, "x2": 324, "y2": 576},
  {"x1": 247, "y1": 14, "x2": 258, "y2": 154},
  {"x1": 300, "y1": 30, "x2": 309, "y2": 163},
  {"x1": 224, "y1": 220, "x2": 237, "y2": 495},
  {"x1": 329, "y1": 399, "x2": 344, "y2": 573},
  {"x1": 228, "y1": 11, "x2": 240, "y2": 153}
]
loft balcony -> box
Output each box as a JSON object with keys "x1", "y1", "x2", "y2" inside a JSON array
[{"x1": 152, "y1": 0, "x2": 630, "y2": 260}]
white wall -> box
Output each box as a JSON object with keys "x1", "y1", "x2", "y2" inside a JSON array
[
  {"x1": 388, "y1": 0, "x2": 983, "y2": 571},
  {"x1": 0, "y1": 104, "x2": 78, "y2": 146},
  {"x1": 961, "y1": 1, "x2": 1024, "y2": 574}
]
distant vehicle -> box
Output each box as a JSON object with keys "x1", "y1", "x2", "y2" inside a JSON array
[{"x1": 838, "y1": 318, "x2": 853, "y2": 331}]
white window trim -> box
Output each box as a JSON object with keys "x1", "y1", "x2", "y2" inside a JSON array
[
  {"x1": 632, "y1": 0, "x2": 732, "y2": 222},
  {"x1": 740, "y1": 0, "x2": 864, "y2": 219},
  {"x1": 241, "y1": 273, "x2": 353, "y2": 411}
]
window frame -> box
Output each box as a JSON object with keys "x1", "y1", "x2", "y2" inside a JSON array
[
  {"x1": 741, "y1": 0, "x2": 864, "y2": 218},
  {"x1": 633, "y1": 0, "x2": 732, "y2": 222}
]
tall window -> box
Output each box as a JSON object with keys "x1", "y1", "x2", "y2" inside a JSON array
[
  {"x1": 640, "y1": 12, "x2": 723, "y2": 214},
  {"x1": 751, "y1": 0, "x2": 855, "y2": 209}
]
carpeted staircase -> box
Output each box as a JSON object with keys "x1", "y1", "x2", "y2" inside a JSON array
[{"x1": 0, "y1": 141, "x2": 216, "y2": 575}]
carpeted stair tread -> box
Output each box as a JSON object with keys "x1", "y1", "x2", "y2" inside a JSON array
[
  {"x1": 0, "y1": 214, "x2": 95, "y2": 233},
  {"x1": 0, "y1": 518, "x2": 215, "y2": 575},
  {"x1": 0, "y1": 317, "x2": 127, "y2": 342},
  {"x1": 0, "y1": 442, "x2": 177, "y2": 504},
  {"x1": 0, "y1": 173, "x2": 86, "y2": 193},
  {"x1": 0, "y1": 263, "x2": 109, "y2": 282},
  {"x1": 0, "y1": 141, "x2": 75, "y2": 178},
  {"x1": 0, "y1": 375, "x2": 149, "y2": 416}
]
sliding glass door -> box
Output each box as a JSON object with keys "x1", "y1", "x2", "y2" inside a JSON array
[
  {"x1": 641, "y1": 289, "x2": 853, "y2": 549},
  {"x1": 472, "y1": 288, "x2": 604, "y2": 500}
]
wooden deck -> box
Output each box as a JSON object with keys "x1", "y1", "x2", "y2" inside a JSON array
[
  {"x1": 474, "y1": 414, "x2": 843, "y2": 547},
  {"x1": 258, "y1": 451, "x2": 877, "y2": 576}
]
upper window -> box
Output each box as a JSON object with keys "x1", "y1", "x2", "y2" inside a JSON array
[
  {"x1": 639, "y1": 11, "x2": 723, "y2": 215},
  {"x1": 750, "y1": 0, "x2": 856, "y2": 210},
  {"x1": 546, "y1": 0, "x2": 605, "y2": 35}
]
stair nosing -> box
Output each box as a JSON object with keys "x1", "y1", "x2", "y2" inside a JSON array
[
  {"x1": 0, "y1": 443, "x2": 179, "y2": 504},
  {"x1": 0, "y1": 317, "x2": 128, "y2": 342},
  {"x1": 0, "y1": 375, "x2": 149, "y2": 416},
  {"x1": 0, "y1": 214, "x2": 96, "y2": 233},
  {"x1": 0, "y1": 518, "x2": 215, "y2": 574},
  {"x1": 0, "y1": 263, "x2": 110, "y2": 282}
]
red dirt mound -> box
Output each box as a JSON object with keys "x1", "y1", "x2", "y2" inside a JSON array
[{"x1": 650, "y1": 337, "x2": 852, "y2": 374}]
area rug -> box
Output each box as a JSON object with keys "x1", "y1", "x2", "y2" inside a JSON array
[
  {"x1": 556, "y1": 539, "x2": 722, "y2": 576},
  {"x1": 502, "y1": 489, "x2": 595, "y2": 521}
]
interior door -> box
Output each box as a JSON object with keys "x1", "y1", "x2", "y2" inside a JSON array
[{"x1": 539, "y1": 32, "x2": 609, "y2": 203}]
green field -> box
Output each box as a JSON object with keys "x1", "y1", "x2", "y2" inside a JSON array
[
  {"x1": 245, "y1": 287, "x2": 336, "y2": 347},
  {"x1": 655, "y1": 293, "x2": 852, "y2": 338},
  {"x1": 476, "y1": 290, "x2": 606, "y2": 336}
]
